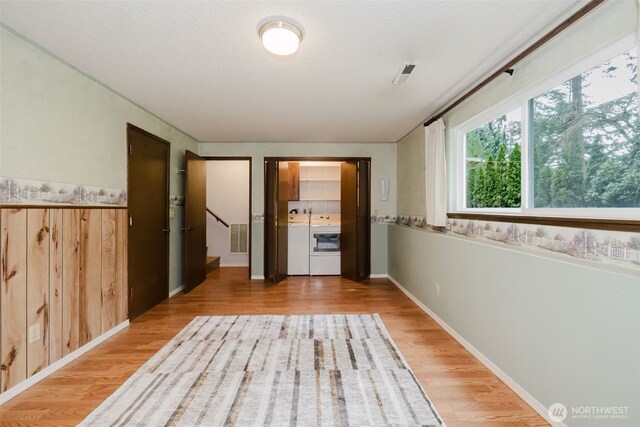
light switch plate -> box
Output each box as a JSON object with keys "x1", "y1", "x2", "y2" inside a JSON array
[{"x1": 29, "y1": 324, "x2": 40, "y2": 344}]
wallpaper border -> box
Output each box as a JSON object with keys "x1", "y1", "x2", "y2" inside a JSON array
[
  {"x1": 396, "y1": 214, "x2": 640, "y2": 271},
  {"x1": 0, "y1": 176, "x2": 126, "y2": 207}
]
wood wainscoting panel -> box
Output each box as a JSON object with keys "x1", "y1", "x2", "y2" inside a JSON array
[
  {"x1": 49, "y1": 209, "x2": 64, "y2": 364},
  {"x1": 79, "y1": 209, "x2": 102, "y2": 346},
  {"x1": 26, "y1": 209, "x2": 50, "y2": 377},
  {"x1": 101, "y1": 210, "x2": 117, "y2": 332},
  {"x1": 1, "y1": 208, "x2": 28, "y2": 392},
  {"x1": 62, "y1": 209, "x2": 80, "y2": 356},
  {"x1": 0, "y1": 207, "x2": 128, "y2": 397},
  {"x1": 116, "y1": 210, "x2": 128, "y2": 323}
]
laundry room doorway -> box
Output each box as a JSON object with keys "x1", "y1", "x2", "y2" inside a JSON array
[
  {"x1": 204, "y1": 157, "x2": 252, "y2": 279},
  {"x1": 264, "y1": 157, "x2": 370, "y2": 284}
]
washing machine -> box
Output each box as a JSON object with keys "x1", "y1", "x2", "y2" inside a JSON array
[{"x1": 288, "y1": 214, "x2": 309, "y2": 275}]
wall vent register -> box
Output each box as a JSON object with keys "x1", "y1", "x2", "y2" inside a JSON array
[{"x1": 230, "y1": 224, "x2": 248, "y2": 254}]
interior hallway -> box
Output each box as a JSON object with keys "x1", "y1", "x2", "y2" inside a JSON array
[{"x1": 0, "y1": 268, "x2": 546, "y2": 426}]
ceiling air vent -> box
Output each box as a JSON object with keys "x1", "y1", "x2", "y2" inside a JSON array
[{"x1": 392, "y1": 63, "x2": 416, "y2": 84}]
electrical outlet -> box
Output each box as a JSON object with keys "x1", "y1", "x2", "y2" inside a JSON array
[
  {"x1": 445, "y1": 223, "x2": 451, "y2": 230},
  {"x1": 435, "y1": 282, "x2": 440, "y2": 296},
  {"x1": 29, "y1": 324, "x2": 40, "y2": 344}
]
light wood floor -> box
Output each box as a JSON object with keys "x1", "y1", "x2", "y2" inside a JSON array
[{"x1": 1, "y1": 268, "x2": 547, "y2": 426}]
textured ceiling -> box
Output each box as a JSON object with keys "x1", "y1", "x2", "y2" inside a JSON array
[{"x1": 0, "y1": 0, "x2": 586, "y2": 143}]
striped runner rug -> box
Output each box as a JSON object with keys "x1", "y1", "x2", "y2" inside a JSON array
[{"x1": 80, "y1": 314, "x2": 444, "y2": 426}]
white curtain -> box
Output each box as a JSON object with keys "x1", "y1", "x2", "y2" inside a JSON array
[
  {"x1": 424, "y1": 118, "x2": 447, "y2": 227},
  {"x1": 637, "y1": 0, "x2": 640, "y2": 42}
]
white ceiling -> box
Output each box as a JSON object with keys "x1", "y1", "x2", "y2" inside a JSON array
[{"x1": 0, "y1": 0, "x2": 586, "y2": 143}]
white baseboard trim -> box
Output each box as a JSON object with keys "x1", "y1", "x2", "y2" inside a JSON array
[
  {"x1": 369, "y1": 274, "x2": 389, "y2": 279},
  {"x1": 169, "y1": 286, "x2": 184, "y2": 298},
  {"x1": 0, "y1": 320, "x2": 130, "y2": 405},
  {"x1": 220, "y1": 263, "x2": 250, "y2": 267},
  {"x1": 387, "y1": 275, "x2": 562, "y2": 427},
  {"x1": 251, "y1": 275, "x2": 265, "y2": 280}
]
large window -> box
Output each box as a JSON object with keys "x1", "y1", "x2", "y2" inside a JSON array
[
  {"x1": 459, "y1": 39, "x2": 639, "y2": 217},
  {"x1": 531, "y1": 48, "x2": 638, "y2": 208},
  {"x1": 465, "y1": 109, "x2": 521, "y2": 208}
]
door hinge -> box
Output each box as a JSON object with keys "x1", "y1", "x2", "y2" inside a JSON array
[
  {"x1": 129, "y1": 287, "x2": 133, "y2": 298},
  {"x1": 129, "y1": 215, "x2": 133, "y2": 227},
  {"x1": 129, "y1": 144, "x2": 132, "y2": 155}
]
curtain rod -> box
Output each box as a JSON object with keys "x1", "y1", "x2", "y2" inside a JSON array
[{"x1": 424, "y1": 0, "x2": 606, "y2": 127}]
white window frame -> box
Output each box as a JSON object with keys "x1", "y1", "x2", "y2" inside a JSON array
[{"x1": 452, "y1": 33, "x2": 640, "y2": 220}]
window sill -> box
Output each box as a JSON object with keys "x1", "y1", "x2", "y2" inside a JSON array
[{"x1": 447, "y1": 212, "x2": 640, "y2": 233}]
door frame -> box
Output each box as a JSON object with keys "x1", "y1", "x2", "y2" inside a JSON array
[
  {"x1": 202, "y1": 156, "x2": 253, "y2": 279},
  {"x1": 126, "y1": 123, "x2": 170, "y2": 320},
  {"x1": 263, "y1": 156, "x2": 371, "y2": 280}
]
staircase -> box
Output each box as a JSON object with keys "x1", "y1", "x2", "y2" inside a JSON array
[{"x1": 206, "y1": 256, "x2": 220, "y2": 274}]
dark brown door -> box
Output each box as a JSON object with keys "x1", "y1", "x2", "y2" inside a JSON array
[
  {"x1": 127, "y1": 124, "x2": 170, "y2": 320},
  {"x1": 184, "y1": 150, "x2": 207, "y2": 292},
  {"x1": 341, "y1": 160, "x2": 371, "y2": 282},
  {"x1": 277, "y1": 161, "x2": 289, "y2": 280},
  {"x1": 264, "y1": 160, "x2": 289, "y2": 283}
]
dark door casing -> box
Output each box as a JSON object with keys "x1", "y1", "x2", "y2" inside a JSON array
[
  {"x1": 341, "y1": 160, "x2": 371, "y2": 282},
  {"x1": 264, "y1": 160, "x2": 289, "y2": 283},
  {"x1": 277, "y1": 161, "x2": 289, "y2": 282},
  {"x1": 127, "y1": 124, "x2": 170, "y2": 320},
  {"x1": 184, "y1": 150, "x2": 207, "y2": 292}
]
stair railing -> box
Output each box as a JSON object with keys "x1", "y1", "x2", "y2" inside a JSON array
[{"x1": 206, "y1": 207, "x2": 230, "y2": 228}]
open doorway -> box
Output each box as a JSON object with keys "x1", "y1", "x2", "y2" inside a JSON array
[
  {"x1": 264, "y1": 157, "x2": 370, "y2": 283},
  {"x1": 204, "y1": 157, "x2": 252, "y2": 278},
  {"x1": 289, "y1": 161, "x2": 342, "y2": 276}
]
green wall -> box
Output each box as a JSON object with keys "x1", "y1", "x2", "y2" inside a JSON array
[
  {"x1": 396, "y1": 125, "x2": 426, "y2": 217},
  {"x1": 388, "y1": 225, "x2": 640, "y2": 425},
  {"x1": 394, "y1": 1, "x2": 640, "y2": 425},
  {"x1": 0, "y1": 26, "x2": 199, "y2": 292},
  {"x1": 199, "y1": 141, "x2": 396, "y2": 277}
]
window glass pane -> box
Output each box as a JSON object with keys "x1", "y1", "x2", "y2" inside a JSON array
[
  {"x1": 465, "y1": 109, "x2": 522, "y2": 208},
  {"x1": 531, "y1": 48, "x2": 639, "y2": 208}
]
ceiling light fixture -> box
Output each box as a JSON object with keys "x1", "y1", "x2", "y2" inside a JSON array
[{"x1": 259, "y1": 20, "x2": 303, "y2": 56}]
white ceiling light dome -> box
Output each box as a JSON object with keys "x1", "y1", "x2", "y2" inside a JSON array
[{"x1": 259, "y1": 19, "x2": 303, "y2": 56}]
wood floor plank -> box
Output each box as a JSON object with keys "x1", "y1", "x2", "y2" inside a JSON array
[
  {"x1": 26, "y1": 209, "x2": 50, "y2": 377},
  {"x1": 0, "y1": 268, "x2": 548, "y2": 425},
  {"x1": 1, "y1": 208, "x2": 28, "y2": 392}
]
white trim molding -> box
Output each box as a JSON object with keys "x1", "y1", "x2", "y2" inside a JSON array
[
  {"x1": 369, "y1": 274, "x2": 389, "y2": 279},
  {"x1": 169, "y1": 286, "x2": 184, "y2": 298},
  {"x1": 0, "y1": 320, "x2": 130, "y2": 405},
  {"x1": 251, "y1": 275, "x2": 265, "y2": 280},
  {"x1": 386, "y1": 275, "x2": 565, "y2": 427}
]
